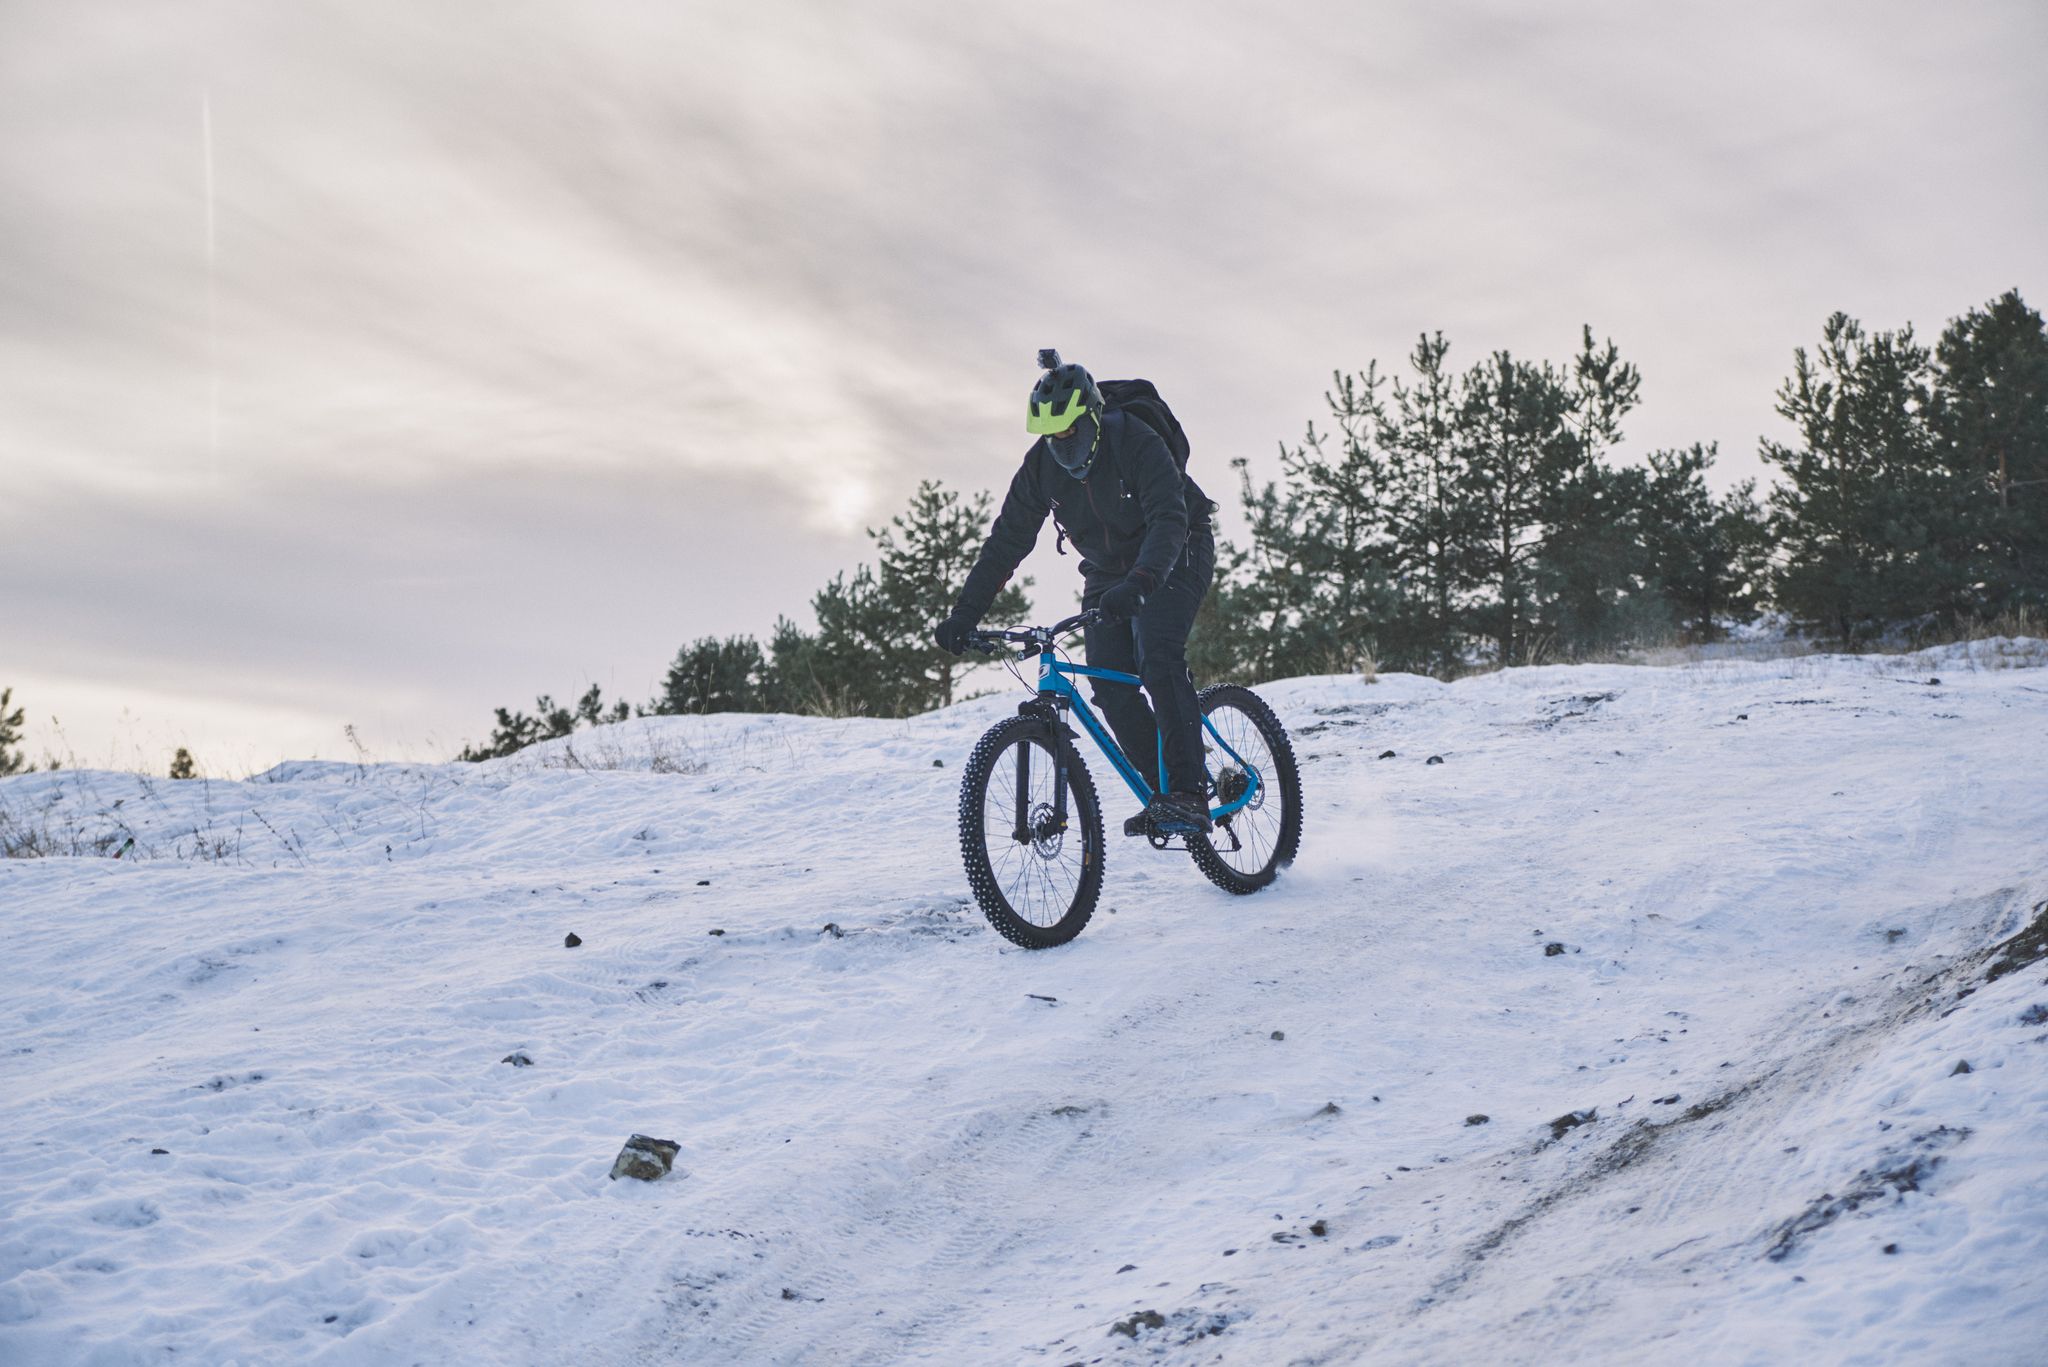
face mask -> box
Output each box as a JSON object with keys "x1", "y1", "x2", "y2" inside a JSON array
[{"x1": 1047, "y1": 411, "x2": 1099, "y2": 474}]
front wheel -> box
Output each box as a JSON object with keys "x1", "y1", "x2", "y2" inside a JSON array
[
  {"x1": 1189, "y1": 684, "x2": 1302, "y2": 894},
  {"x1": 959, "y1": 717, "x2": 1105, "y2": 949}
]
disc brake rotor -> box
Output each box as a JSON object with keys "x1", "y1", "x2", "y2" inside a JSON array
[{"x1": 1029, "y1": 802, "x2": 1066, "y2": 857}]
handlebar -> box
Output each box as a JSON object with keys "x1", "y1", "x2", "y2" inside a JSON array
[{"x1": 964, "y1": 609, "x2": 1102, "y2": 655}]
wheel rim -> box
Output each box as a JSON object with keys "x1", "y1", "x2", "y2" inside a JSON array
[
  {"x1": 1202, "y1": 705, "x2": 1283, "y2": 877},
  {"x1": 981, "y1": 738, "x2": 1086, "y2": 929}
]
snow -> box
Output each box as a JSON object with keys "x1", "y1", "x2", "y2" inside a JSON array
[{"x1": 4, "y1": 645, "x2": 2046, "y2": 1366}]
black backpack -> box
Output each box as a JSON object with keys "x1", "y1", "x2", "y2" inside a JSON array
[{"x1": 1099, "y1": 379, "x2": 1190, "y2": 472}]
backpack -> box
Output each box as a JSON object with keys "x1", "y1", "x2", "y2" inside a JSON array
[{"x1": 1099, "y1": 379, "x2": 1190, "y2": 472}]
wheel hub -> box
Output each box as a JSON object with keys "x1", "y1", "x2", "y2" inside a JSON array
[
  {"x1": 1216, "y1": 765, "x2": 1261, "y2": 813},
  {"x1": 1029, "y1": 802, "x2": 1066, "y2": 857}
]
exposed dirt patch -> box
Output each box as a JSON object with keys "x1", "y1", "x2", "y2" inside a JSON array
[
  {"x1": 1985, "y1": 900, "x2": 2048, "y2": 984},
  {"x1": 1764, "y1": 1127, "x2": 1967, "y2": 1261}
]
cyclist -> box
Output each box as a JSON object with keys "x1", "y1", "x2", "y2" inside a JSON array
[{"x1": 935, "y1": 352, "x2": 1216, "y2": 835}]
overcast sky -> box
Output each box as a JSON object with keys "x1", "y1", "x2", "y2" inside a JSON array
[{"x1": 4, "y1": 0, "x2": 2044, "y2": 772}]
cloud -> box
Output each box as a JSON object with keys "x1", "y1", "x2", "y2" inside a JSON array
[{"x1": 2, "y1": 0, "x2": 2042, "y2": 764}]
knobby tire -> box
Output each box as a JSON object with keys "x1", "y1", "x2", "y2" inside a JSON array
[
  {"x1": 958, "y1": 716, "x2": 1105, "y2": 949},
  {"x1": 1188, "y1": 684, "x2": 1302, "y2": 895}
]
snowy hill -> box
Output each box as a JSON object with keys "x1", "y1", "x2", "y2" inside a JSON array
[{"x1": 4, "y1": 646, "x2": 2046, "y2": 1366}]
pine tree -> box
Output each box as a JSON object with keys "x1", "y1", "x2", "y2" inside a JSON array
[
  {"x1": 647, "y1": 637, "x2": 770, "y2": 715},
  {"x1": 1761, "y1": 313, "x2": 1964, "y2": 642},
  {"x1": 1931, "y1": 289, "x2": 2048, "y2": 616},
  {"x1": 1455, "y1": 352, "x2": 1577, "y2": 664},
  {"x1": 1638, "y1": 444, "x2": 1771, "y2": 640},
  {"x1": 457, "y1": 685, "x2": 629, "y2": 761},
  {"x1": 781, "y1": 564, "x2": 906, "y2": 717},
  {"x1": 1531, "y1": 329, "x2": 1652, "y2": 653},
  {"x1": 0, "y1": 687, "x2": 28, "y2": 777},
  {"x1": 1191, "y1": 457, "x2": 1325, "y2": 684},
  {"x1": 1377, "y1": 333, "x2": 1468, "y2": 675},
  {"x1": 1286, "y1": 367, "x2": 1404, "y2": 671}
]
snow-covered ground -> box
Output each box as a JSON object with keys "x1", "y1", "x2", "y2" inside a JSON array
[{"x1": 4, "y1": 645, "x2": 2046, "y2": 1366}]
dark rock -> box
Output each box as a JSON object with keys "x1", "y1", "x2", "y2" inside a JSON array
[
  {"x1": 1654, "y1": 1094, "x2": 1680, "y2": 1104},
  {"x1": 1116, "y1": 1263, "x2": 1136, "y2": 1273},
  {"x1": 1465, "y1": 1114, "x2": 1490, "y2": 1126},
  {"x1": 1028, "y1": 993, "x2": 1058, "y2": 1003},
  {"x1": 2019, "y1": 1004, "x2": 2048, "y2": 1025},
  {"x1": 563, "y1": 933, "x2": 582, "y2": 948},
  {"x1": 609, "y1": 1134, "x2": 682, "y2": 1182},
  {"x1": 1109, "y1": 1310, "x2": 1166, "y2": 1338},
  {"x1": 932, "y1": 759, "x2": 944, "y2": 768},
  {"x1": 1544, "y1": 942, "x2": 1565, "y2": 956},
  {"x1": 696, "y1": 879, "x2": 711, "y2": 886},
  {"x1": 151, "y1": 1148, "x2": 168, "y2": 1155},
  {"x1": 1548, "y1": 1108, "x2": 1596, "y2": 1140},
  {"x1": 1270, "y1": 1030, "x2": 1285, "y2": 1041},
  {"x1": 1736, "y1": 714, "x2": 1748, "y2": 721},
  {"x1": 1928, "y1": 677, "x2": 1940, "y2": 686},
  {"x1": 1950, "y1": 1060, "x2": 1972, "y2": 1075},
  {"x1": 1378, "y1": 750, "x2": 1397, "y2": 759},
  {"x1": 1884, "y1": 1243, "x2": 1899, "y2": 1254},
  {"x1": 821, "y1": 923, "x2": 844, "y2": 938},
  {"x1": 708, "y1": 929, "x2": 725, "y2": 936},
  {"x1": 781, "y1": 1288, "x2": 798, "y2": 1300},
  {"x1": 1309, "y1": 1220, "x2": 1328, "y2": 1236},
  {"x1": 501, "y1": 1051, "x2": 534, "y2": 1067},
  {"x1": 1426, "y1": 755, "x2": 1444, "y2": 765},
  {"x1": 1316, "y1": 1102, "x2": 1342, "y2": 1115}
]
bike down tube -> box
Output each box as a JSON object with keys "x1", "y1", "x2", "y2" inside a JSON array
[{"x1": 1042, "y1": 654, "x2": 1155, "y2": 806}]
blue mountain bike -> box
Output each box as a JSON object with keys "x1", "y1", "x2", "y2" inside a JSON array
[{"x1": 958, "y1": 609, "x2": 1302, "y2": 949}]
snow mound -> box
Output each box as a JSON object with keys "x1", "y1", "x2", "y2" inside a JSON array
[{"x1": 3, "y1": 654, "x2": 2045, "y2": 1365}]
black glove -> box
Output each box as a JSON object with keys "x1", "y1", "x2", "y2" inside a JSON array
[
  {"x1": 1098, "y1": 573, "x2": 1151, "y2": 621},
  {"x1": 935, "y1": 609, "x2": 980, "y2": 656}
]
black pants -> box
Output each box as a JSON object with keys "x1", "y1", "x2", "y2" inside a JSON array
[{"x1": 1081, "y1": 525, "x2": 1216, "y2": 797}]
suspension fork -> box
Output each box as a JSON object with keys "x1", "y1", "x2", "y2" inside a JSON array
[
  {"x1": 1012, "y1": 738, "x2": 1032, "y2": 844},
  {"x1": 1016, "y1": 693, "x2": 1071, "y2": 837}
]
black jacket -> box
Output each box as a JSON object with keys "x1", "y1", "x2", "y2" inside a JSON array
[{"x1": 956, "y1": 408, "x2": 1212, "y2": 616}]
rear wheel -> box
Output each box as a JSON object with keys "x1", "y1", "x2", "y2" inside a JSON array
[
  {"x1": 1188, "y1": 685, "x2": 1302, "y2": 894},
  {"x1": 958, "y1": 717, "x2": 1105, "y2": 948}
]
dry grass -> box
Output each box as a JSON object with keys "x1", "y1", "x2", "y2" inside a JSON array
[{"x1": 0, "y1": 774, "x2": 275, "y2": 862}]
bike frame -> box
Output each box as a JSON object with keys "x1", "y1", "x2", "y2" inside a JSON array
[{"x1": 975, "y1": 610, "x2": 1263, "y2": 827}]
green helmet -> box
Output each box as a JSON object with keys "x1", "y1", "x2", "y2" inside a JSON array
[{"x1": 1026, "y1": 349, "x2": 1103, "y2": 435}]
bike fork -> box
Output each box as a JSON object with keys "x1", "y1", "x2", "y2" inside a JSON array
[
  {"x1": 1014, "y1": 696, "x2": 1071, "y2": 843},
  {"x1": 1012, "y1": 740, "x2": 1032, "y2": 845}
]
